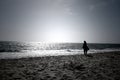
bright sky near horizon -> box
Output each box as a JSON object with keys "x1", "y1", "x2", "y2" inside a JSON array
[{"x1": 0, "y1": 0, "x2": 120, "y2": 43}]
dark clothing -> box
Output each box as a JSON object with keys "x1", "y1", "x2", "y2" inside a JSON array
[
  {"x1": 82, "y1": 44, "x2": 89, "y2": 51},
  {"x1": 82, "y1": 41, "x2": 89, "y2": 56}
]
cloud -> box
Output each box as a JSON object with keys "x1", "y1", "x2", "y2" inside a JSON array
[{"x1": 89, "y1": 0, "x2": 115, "y2": 11}]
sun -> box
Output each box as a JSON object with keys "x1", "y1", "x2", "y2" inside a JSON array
[{"x1": 45, "y1": 27, "x2": 71, "y2": 43}]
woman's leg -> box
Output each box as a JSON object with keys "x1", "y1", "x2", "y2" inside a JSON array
[
  {"x1": 84, "y1": 50, "x2": 87, "y2": 56},
  {"x1": 86, "y1": 50, "x2": 88, "y2": 55}
]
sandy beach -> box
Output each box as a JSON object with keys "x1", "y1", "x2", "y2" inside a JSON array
[{"x1": 0, "y1": 52, "x2": 120, "y2": 80}]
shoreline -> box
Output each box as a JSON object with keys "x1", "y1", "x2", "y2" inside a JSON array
[
  {"x1": 0, "y1": 51, "x2": 120, "y2": 80},
  {"x1": 0, "y1": 50, "x2": 120, "y2": 60}
]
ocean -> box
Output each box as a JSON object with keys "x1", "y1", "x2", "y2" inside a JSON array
[{"x1": 0, "y1": 41, "x2": 120, "y2": 59}]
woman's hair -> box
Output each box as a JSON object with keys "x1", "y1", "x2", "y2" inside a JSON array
[{"x1": 84, "y1": 41, "x2": 87, "y2": 44}]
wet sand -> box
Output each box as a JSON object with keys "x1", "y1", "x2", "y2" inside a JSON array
[{"x1": 0, "y1": 52, "x2": 120, "y2": 80}]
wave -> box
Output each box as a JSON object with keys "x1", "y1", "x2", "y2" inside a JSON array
[
  {"x1": 0, "y1": 48, "x2": 120, "y2": 59},
  {"x1": 0, "y1": 42, "x2": 120, "y2": 59}
]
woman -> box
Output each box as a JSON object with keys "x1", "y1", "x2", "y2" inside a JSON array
[{"x1": 82, "y1": 41, "x2": 89, "y2": 56}]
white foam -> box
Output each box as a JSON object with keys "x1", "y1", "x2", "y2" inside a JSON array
[{"x1": 0, "y1": 49, "x2": 120, "y2": 59}]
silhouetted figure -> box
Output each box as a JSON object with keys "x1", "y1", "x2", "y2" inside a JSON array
[{"x1": 82, "y1": 41, "x2": 89, "y2": 56}]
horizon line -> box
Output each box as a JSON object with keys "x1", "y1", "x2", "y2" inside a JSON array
[{"x1": 0, "y1": 40, "x2": 120, "y2": 44}]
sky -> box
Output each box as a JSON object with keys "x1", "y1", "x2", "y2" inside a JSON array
[{"x1": 0, "y1": 0, "x2": 120, "y2": 43}]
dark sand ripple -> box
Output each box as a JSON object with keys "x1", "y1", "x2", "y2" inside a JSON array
[{"x1": 0, "y1": 52, "x2": 120, "y2": 80}]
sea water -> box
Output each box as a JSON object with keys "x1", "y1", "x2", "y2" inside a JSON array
[{"x1": 0, "y1": 41, "x2": 120, "y2": 59}]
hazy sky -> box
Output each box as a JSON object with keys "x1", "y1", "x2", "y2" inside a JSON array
[{"x1": 0, "y1": 0, "x2": 120, "y2": 43}]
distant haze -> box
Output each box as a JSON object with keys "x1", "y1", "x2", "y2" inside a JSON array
[{"x1": 0, "y1": 0, "x2": 120, "y2": 43}]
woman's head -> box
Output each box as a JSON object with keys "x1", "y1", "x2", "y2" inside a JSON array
[{"x1": 84, "y1": 41, "x2": 86, "y2": 43}]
